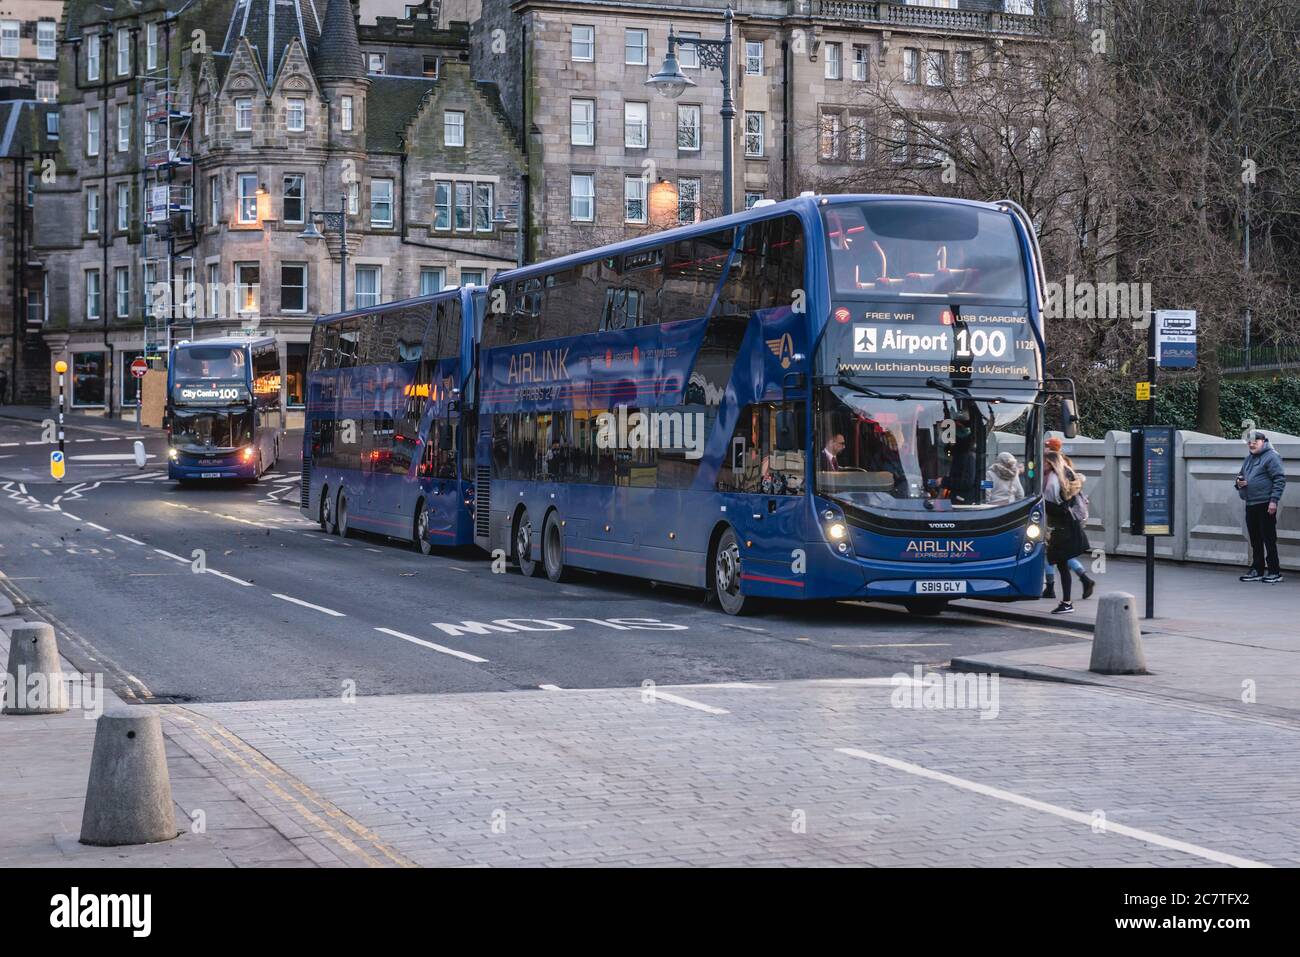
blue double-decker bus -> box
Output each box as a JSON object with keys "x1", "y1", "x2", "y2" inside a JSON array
[
  {"x1": 166, "y1": 336, "x2": 284, "y2": 482},
  {"x1": 301, "y1": 286, "x2": 482, "y2": 551},
  {"x1": 476, "y1": 194, "x2": 1075, "y2": 614}
]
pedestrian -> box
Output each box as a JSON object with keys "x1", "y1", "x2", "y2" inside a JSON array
[
  {"x1": 1043, "y1": 450, "x2": 1095, "y2": 614},
  {"x1": 1236, "y1": 431, "x2": 1286, "y2": 583},
  {"x1": 986, "y1": 451, "x2": 1024, "y2": 506}
]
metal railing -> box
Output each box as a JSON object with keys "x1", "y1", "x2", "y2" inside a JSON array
[{"x1": 1220, "y1": 343, "x2": 1300, "y2": 373}]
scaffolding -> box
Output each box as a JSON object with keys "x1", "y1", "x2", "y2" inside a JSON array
[{"x1": 139, "y1": 23, "x2": 194, "y2": 364}]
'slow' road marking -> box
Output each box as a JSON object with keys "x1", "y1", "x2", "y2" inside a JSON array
[
  {"x1": 373, "y1": 627, "x2": 488, "y2": 663},
  {"x1": 835, "y1": 748, "x2": 1271, "y2": 869},
  {"x1": 273, "y1": 593, "x2": 345, "y2": 617},
  {"x1": 647, "y1": 690, "x2": 729, "y2": 715}
]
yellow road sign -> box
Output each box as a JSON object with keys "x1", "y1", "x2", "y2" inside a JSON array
[
  {"x1": 50, "y1": 449, "x2": 65, "y2": 480},
  {"x1": 1136, "y1": 381, "x2": 1151, "y2": 401}
]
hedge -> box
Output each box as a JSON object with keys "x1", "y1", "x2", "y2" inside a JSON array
[{"x1": 1078, "y1": 374, "x2": 1300, "y2": 438}]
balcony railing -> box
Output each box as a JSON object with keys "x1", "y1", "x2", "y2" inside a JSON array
[{"x1": 812, "y1": 1, "x2": 1049, "y2": 36}]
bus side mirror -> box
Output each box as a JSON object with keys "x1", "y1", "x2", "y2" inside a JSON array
[{"x1": 1061, "y1": 398, "x2": 1079, "y2": 439}]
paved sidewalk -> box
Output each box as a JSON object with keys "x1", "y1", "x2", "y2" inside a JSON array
[
  {"x1": 0, "y1": 404, "x2": 158, "y2": 433},
  {"x1": 953, "y1": 557, "x2": 1300, "y2": 718}
]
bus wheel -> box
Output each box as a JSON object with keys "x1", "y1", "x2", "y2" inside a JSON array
[
  {"x1": 904, "y1": 599, "x2": 947, "y2": 617},
  {"x1": 336, "y1": 490, "x2": 352, "y2": 538},
  {"x1": 515, "y1": 508, "x2": 540, "y2": 577},
  {"x1": 542, "y1": 512, "x2": 567, "y2": 583},
  {"x1": 320, "y1": 485, "x2": 334, "y2": 532},
  {"x1": 414, "y1": 500, "x2": 433, "y2": 556},
  {"x1": 711, "y1": 527, "x2": 750, "y2": 616}
]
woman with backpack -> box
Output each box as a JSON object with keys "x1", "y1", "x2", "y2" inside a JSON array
[{"x1": 1043, "y1": 450, "x2": 1096, "y2": 614}]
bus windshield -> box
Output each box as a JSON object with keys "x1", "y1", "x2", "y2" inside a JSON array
[
  {"x1": 815, "y1": 385, "x2": 1039, "y2": 512},
  {"x1": 173, "y1": 346, "x2": 248, "y2": 381},
  {"x1": 822, "y1": 201, "x2": 1027, "y2": 302},
  {"x1": 171, "y1": 408, "x2": 254, "y2": 452}
]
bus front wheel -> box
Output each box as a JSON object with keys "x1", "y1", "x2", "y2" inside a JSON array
[
  {"x1": 414, "y1": 499, "x2": 433, "y2": 556},
  {"x1": 514, "y1": 508, "x2": 540, "y2": 577},
  {"x1": 542, "y1": 511, "x2": 567, "y2": 583},
  {"x1": 711, "y1": 527, "x2": 751, "y2": 616}
]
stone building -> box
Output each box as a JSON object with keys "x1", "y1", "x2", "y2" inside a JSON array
[
  {"x1": 471, "y1": 0, "x2": 1055, "y2": 261},
  {"x1": 32, "y1": 0, "x2": 523, "y2": 418},
  {"x1": 0, "y1": 1, "x2": 62, "y2": 100}
]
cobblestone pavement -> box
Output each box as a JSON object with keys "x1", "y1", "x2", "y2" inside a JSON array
[{"x1": 184, "y1": 677, "x2": 1299, "y2": 867}]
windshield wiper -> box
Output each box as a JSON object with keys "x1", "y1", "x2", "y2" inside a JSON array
[{"x1": 836, "y1": 376, "x2": 915, "y2": 401}]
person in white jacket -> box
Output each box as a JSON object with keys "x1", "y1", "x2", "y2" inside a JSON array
[{"x1": 985, "y1": 451, "x2": 1024, "y2": 506}]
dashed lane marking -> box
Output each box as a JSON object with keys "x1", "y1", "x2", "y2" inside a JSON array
[
  {"x1": 835, "y1": 747, "x2": 1271, "y2": 869},
  {"x1": 272, "y1": 593, "x2": 346, "y2": 617},
  {"x1": 153, "y1": 548, "x2": 188, "y2": 563},
  {"x1": 373, "y1": 627, "x2": 488, "y2": 663},
  {"x1": 206, "y1": 568, "x2": 254, "y2": 587},
  {"x1": 116, "y1": 534, "x2": 146, "y2": 545}
]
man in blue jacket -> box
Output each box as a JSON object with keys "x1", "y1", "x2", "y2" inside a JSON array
[{"x1": 1236, "y1": 432, "x2": 1287, "y2": 583}]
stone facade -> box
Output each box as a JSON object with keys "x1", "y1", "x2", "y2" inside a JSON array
[
  {"x1": 0, "y1": 1, "x2": 62, "y2": 100},
  {"x1": 32, "y1": 0, "x2": 523, "y2": 417}
]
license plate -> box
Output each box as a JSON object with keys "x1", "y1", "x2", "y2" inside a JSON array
[
  {"x1": 200, "y1": 472, "x2": 222, "y2": 479},
  {"x1": 917, "y1": 580, "x2": 966, "y2": 595}
]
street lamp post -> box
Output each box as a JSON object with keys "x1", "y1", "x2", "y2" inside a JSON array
[
  {"x1": 646, "y1": 6, "x2": 736, "y2": 217},
  {"x1": 300, "y1": 194, "x2": 349, "y2": 312}
]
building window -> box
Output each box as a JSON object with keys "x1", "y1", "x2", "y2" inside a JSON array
[
  {"x1": 38, "y1": 21, "x2": 57, "y2": 60},
  {"x1": 625, "y1": 28, "x2": 647, "y2": 65},
  {"x1": 86, "y1": 108, "x2": 100, "y2": 157},
  {"x1": 370, "y1": 179, "x2": 393, "y2": 227},
  {"x1": 237, "y1": 173, "x2": 258, "y2": 223},
  {"x1": 283, "y1": 175, "x2": 304, "y2": 223},
  {"x1": 347, "y1": 182, "x2": 359, "y2": 215},
  {"x1": 825, "y1": 42, "x2": 842, "y2": 80},
  {"x1": 85, "y1": 271, "x2": 101, "y2": 321},
  {"x1": 925, "y1": 51, "x2": 945, "y2": 87},
  {"x1": 1, "y1": 21, "x2": 19, "y2": 59},
  {"x1": 433, "y1": 180, "x2": 452, "y2": 230},
  {"x1": 848, "y1": 119, "x2": 869, "y2": 161},
  {"x1": 954, "y1": 51, "x2": 971, "y2": 85},
  {"x1": 444, "y1": 110, "x2": 465, "y2": 147},
  {"x1": 903, "y1": 48, "x2": 919, "y2": 84},
  {"x1": 678, "y1": 32, "x2": 700, "y2": 69},
  {"x1": 286, "y1": 343, "x2": 308, "y2": 407},
  {"x1": 115, "y1": 267, "x2": 130, "y2": 318},
  {"x1": 341, "y1": 95, "x2": 353, "y2": 130},
  {"x1": 86, "y1": 33, "x2": 100, "y2": 81},
  {"x1": 624, "y1": 175, "x2": 646, "y2": 224},
  {"x1": 26, "y1": 168, "x2": 34, "y2": 207},
  {"x1": 72, "y1": 351, "x2": 106, "y2": 407},
  {"x1": 37, "y1": 80, "x2": 58, "y2": 103},
  {"x1": 207, "y1": 263, "x2": 221, "y2": 317},
  {"x1": 571, "y1": 25, "x2": 594, "y2": 61},
  {"x1": 420, "y1": 267, "x2": 446, "y2": 295},
  {"x1": 889, "y1": 117, "x2": 908, "y2": 164},
  {"x1": 461, "y1": 269, "x2": 484, "y2": 287},
  {"x1": 86, "y1": 188, "x2": 99, "y2": 234},
  {"x1": 624, "y1": 102, "x2": 647, "y2": 148},
  {"x1": 744, "y1": 111, "x2": 764, "y2": 157},
  {"x1": 1005, "y1": 0, "x2": 1034, "y2": 14},
  {"x1": 146, "y1": 22, "x2": 158, "y2": 70},
  {"x1": 281, "y1": 264, "x2": 306, "y2": 312},
  {"x1": 677, "y1": 105, "x2": 700, "y2": 150},
  {"x1": 368, "y1": 52, "x2": 385, "y2": 74},
  {"x1": 570, "y1": 173, "x2": 594, "y2": 222},
  {"x1": 852, "y1": 44, "x2": 870, "y2": 81},
  {"x1": 287, "y1": 98, "x2": 306, "y2": 131},
  {"x1": 116, "y1": 183, "x2": 130, "y2": 231},
  {"x1": 203, "y1": 104, "x2": 212, "y2": 137},
  {"x1": 116, "y1": 27, "x2": 130, "y2": 75},
  {"x1": 235, "y1": 263, "x2": 260, "y2": 313},
  {"x1": 474, "y1": 183, "x2": 494, "y2": 232},
  {"x1": 355, "y1": 266, "x2": 381, "y2": 307},
  {"x1": 423, "y1": 56, "x2": 439, "y2": 77},
  {"x1": 117, "y1": 105, "x2": 130, "y2": 152},
  {"x1": 208, "y1": 174, "x2": 221, "y2": 225},
  {"x1": 453, "y1": 182, "x2": 472, "y2": 231},
  {"x1": 745, "y1": 40, "x2": 764, "y2": 75},
  {"x1": 744, "y1": 191, "x2": 765, "y2": 209},
  {"x1": 678, "y1": 178, "x2": 700, "y2": 224},
  {"x1": 235, "y1": 97, "x2": 252, "y2": 131},
  {"x1": 45, "y1": 111, "x2": 59, "y2": 137},
  {"x1": 820, "y1": 112, "x2": 843, "y2": 159},
  {"x1": 571, "y1": 98, "x2": 595, "y2": 146}
]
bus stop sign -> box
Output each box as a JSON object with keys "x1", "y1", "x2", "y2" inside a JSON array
[{"x1": 50, "y1": 449, "x2": 65, "y2": 480}]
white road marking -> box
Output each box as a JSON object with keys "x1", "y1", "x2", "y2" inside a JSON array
[
  {"x1": 74, "y1": 438, "x2": 96, "y2": 443},
  {"x1": 365, "y1": 547, "x2": 383, "y2": 553},
  {"x1": 116, "y1": 534, "x2": 146, "y2": 545},
  {"x1": 647, "y1": 690, "x2": 729, "y2": 715},
  {"x1": 62, "y1": 512, "x2": 82, "y2": 521},
  {"x1": 835, "y1": 748, "x2": 1271, "y2": 869},
  {"x1": 374, "y1": 627, "x2": 488, "y2": 663},
  {"x1": 67, "y1": 453, "x2": 157, "y2": 461},
  {"x1": 662, "y1": 682, "x2": 775, "y2": 690},
  {"x1": 273, "y1": 593, "x2": 345, "y2": 617},
  {"x1": 84, "y1": 522, "x2": 109, "y2": 533},
  {"x1": 153, "y1": 549, "x2": 188, "y2": 563},
  {"x1": 206, "y1": 568, "x2": 254, "y2": 587},
  {"x1": 0, "y1": 442, "x2": 19, "y2": 447},
  {"x1": 539, "y1": 684, "x2": 562, "y2": 691}
]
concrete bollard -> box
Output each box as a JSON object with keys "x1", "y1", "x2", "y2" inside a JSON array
[
  {"x1": 3, "y1": 622, "x2": 69, "y2": 714},
  {"x1": 80, "y1": 709, "x2": 178, "y2": 846},
  {"x1": 1090, "y1": 592, "x2": 1149, "y2": 675}
]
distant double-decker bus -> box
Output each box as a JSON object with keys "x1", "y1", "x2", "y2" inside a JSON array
[
  {"x1": 302, "y1": 286, "x2": 482, "y2": 550},
  {"x1": 166, "y1": 336, "x2": 284, "y2": 482},
  {"x1": 476, "y1": 194, "x2": 1075, "y2": 615}
]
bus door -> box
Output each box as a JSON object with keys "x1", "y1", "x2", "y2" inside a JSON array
[
  {"x1": 723, "y1": 401, "x2": 807, "y2": 581},
  {"x1": 421, "y1": 301, "x2": 461, "y2": 539}
]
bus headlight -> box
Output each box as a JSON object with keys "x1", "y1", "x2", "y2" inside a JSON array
[
  {"x1": 828, "y1": 522, "x2": 847, "y2": 541},
  {"x1": 242, "y1": 446, "x2": 255, "y2": 462},
  {"x1": 1026, "y1": 523, "x2": 1042, "y2": 540},
  {"x1": 167, "y1": 447, "x2": 177, "y2": 460}
]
